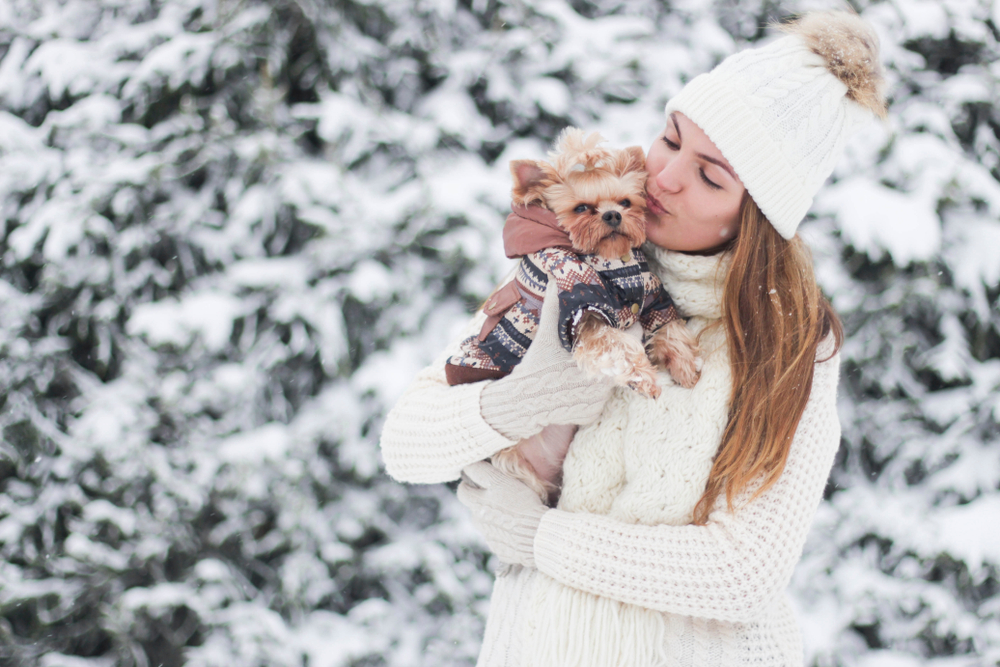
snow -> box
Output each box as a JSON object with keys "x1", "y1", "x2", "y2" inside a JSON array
[
  {"x1": 217, "y1": 423, "x2": 291, "y2": 464},
  {"x1": 280, "y1": 161, "x2": 344, "y2": 211},
  {"x1": 120, "y1": 582, "x2": 193, "y2": 613},
  {"x1": 293, "y1": 610, "x2": 382, "y2": 667},
  {"x1": 418, "y1": 85, "x2": 494, "y2": 139},
  {"x1": 83, "y1": 498, "x2": 139, "y2": 536},
  {"x1": 24, "y1": 38, "x2": 111, "y2": 98},
  {"x1": 43, "y1": 93, "x2": 121, "y2": 129},
  {"x1": 227, "y1": 257, "x2": 311, "y2": 290},
  {"x1": 2, "y1": 0, "x2": 999, "y2": 665},
  {"x1": 934, "y1": 494, "x2": 1000, "y2": 571},
  {"x1": 128, "y1": 291, "x2": 244, "y2": 352},
  {"x1": 916, "y1": 313, "x2": 972, "y2": 383},
  {"x1": 346, "y1": 259, "x2": 394, "y2": 302},
  {"x1": 817, "y1": 178, "x2": 940, "y2": 264},
  {"x1": 857, "y1": 652, "x2": 983, "y2": 667},
  {"x1": 64, "y1": 533, "x2": 130, "y2": 570},
  {"x1": 946, "y1": 219, "x2": 1000, "y2": 316},
  {"x1": 896, "y1": 0, "x2": 951, "y2": 40},
  {"x1": 320, "y1": 541, "x2": 354, "y2": 565},
  {"x1": 0, "y1": 109, "x2": 43, "y2": 151},
  {"x1": 524, "y1": 76, "x2": 571, "y2": 116},
  {"x1": 123, "y1": 31, "x2": 215, "y2": 94},
  {"x1": 40, "y1": 655, "x2": 114, "y2": 667}
]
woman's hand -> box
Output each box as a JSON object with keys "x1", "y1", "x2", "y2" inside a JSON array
[
  {"x1": 479, "y1": 279, "x2": 614, "y2": 441},
  {"x1": 457, "y1": 461, "x2": 548, "y2": 568}
]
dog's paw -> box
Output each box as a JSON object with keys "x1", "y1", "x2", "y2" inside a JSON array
[
  {"x1": 574, "y1": 317, "x2": 664, "y2": 398},
  {"x1": 624, "y1": 357, "x2": 662, "y2": 398},
  {"x1": 667, "y1": 357, "x2": 700, "y2": 389},
  {"x1": 628, "y1": 374, "x2": 662, "y2": 399},
  {"x1": 647, "y1": 320, "x2": 701, "y2": 389}
]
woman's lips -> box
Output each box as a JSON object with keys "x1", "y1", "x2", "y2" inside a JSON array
[{"x1": 646, "y1": 194, "x2": 668, "y2": 216}]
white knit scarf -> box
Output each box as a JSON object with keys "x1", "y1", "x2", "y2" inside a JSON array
[{"x1": 523, "y1": 247, "x2": 734, "y2": 667}]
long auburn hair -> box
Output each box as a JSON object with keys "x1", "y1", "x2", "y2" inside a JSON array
[{"x1": 691, "y1": 193, "x2": 843, "y2": 525}]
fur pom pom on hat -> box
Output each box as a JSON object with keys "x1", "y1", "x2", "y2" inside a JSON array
[{"x1": 665, "y1": 10, "x2": 887, "y2": 239}]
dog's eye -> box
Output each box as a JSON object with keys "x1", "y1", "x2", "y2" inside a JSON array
[
  {"x1": 573, "y1": 204, "x2": 590, "y2": 214},
  {"x1": 619, "y1": 199, "x2": 631, "y2": 208}
]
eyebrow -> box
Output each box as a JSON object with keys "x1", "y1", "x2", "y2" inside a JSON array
[
  {"x1": 669, "y1": 112, "x2": 739, "y2": 183},
  {"x1": 697, "y1": 153, "x2": 739, "y2": 182}
]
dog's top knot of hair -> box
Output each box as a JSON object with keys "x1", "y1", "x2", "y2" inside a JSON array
[
  {"x1": 779, "y1": 10, "x2": 887, "y2": 119},
  {"x1": 550, "y1": 127, "x2": 610, "y2": 173}
]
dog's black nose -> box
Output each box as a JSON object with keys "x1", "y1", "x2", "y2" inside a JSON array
[{"x1": 603, "y1": 211, "x2": 622, "y2": 228}]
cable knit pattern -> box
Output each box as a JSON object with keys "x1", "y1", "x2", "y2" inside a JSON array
[
  {"x1": 529, "y1": 343, "x2": 839, "y2": 656},
  {"x1": 478, "y1": 360, "x2": 613, "y2": 442},
  {"x1": 382, "y1": 278, "x2": 613, "y2": 482},
  {"x1": 642, "y1": 241, "x2": 730, "y2": 320},
  {"x1": 457, "y1": 462, "x2": 549, "y2": 569},
  {"x1": 478, "y1": 564, "x2": 536, "y2": 667},
  {"x1": 379, "y1": 249, "x2": 842, "y2": 666},
  {"x1": 380, "y1": 308, "x2": 518, "y2": 483},
  {"x1": 665, "y1": 31, "x2": 878, "y2": 239},
  {"x1": 558, "y1": 249, "x2": 733, "y2": 529},
  {"x1": 477, "y1": 277, "x2": 616, "y2": 441}
]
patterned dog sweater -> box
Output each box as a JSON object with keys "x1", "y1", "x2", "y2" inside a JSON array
[{"x1": 445, "y1": 205, "x2": 681, "y2": 385}]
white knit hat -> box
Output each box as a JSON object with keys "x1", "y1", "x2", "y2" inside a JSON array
[{"x1": 664, "y1": 11, "x2": 887, "y2": 239}]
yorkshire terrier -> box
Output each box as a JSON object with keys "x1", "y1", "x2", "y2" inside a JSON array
[{"x1": 446, "y1": 128, "x2": 700, "y2": 501}]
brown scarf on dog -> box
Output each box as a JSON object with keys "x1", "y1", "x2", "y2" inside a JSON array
[{"x1": 503, "y1": 205, "x2": 575, "y2": 257}]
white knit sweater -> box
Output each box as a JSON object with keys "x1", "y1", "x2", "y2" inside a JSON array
[{"x1": 380, "y1": 247, "x2": 842, "y2": 667}]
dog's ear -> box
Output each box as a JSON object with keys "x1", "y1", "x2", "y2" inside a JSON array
[
  {"x1": 615, "y1": 146, "x2": 647, "y2": 176},
  {"x1": 510, "y1": 160, "x2": 548, "y2": 205}
]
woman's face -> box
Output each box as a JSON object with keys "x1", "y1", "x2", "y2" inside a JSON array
[{"x1": 644, "y1": 112, "x2": 746, "y2": 253}]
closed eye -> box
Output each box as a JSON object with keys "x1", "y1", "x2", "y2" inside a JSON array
[
  {"x1": 663, "y1": 134, "x2": 722, "y2": 189},
  {"x1": 699, "y1": 169, "x2": 721, "y2": 190}
]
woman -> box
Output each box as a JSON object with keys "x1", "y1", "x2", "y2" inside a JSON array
[{"x1": 379, "y1": 10, "x2": 886, "y2": 666}]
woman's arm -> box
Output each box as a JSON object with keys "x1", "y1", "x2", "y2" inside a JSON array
[
  {"x1": 379, "y1": 309, "x2": 517, "y2": 484},
  {"x1": 531, "y1": 350, "x2": 841, "y2": 624},
  {"x1": 380, "y1": 280, "x2": 615, "y2": 485}
]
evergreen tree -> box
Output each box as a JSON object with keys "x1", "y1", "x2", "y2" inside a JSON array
[
  {"x1": 0, "y1": 1, "x2": 498, "y2": 664},
  {"x1": 793, "y1": 1, "x2": 1000, "y2": 664},
  {"x1": 0, "y1": 1, "x2": 997, "y2": 666}
]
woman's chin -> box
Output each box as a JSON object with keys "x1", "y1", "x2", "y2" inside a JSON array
[
  {"x1": 644, "y1": 214, "x2": 669, "y2": 241},
  {"x1": 644, "y1": 212, "x2": 662, "y2": 233}
]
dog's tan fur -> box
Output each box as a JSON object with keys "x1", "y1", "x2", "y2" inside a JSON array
[
  {"x1": 492, "y1": 128, "x2": 701, "y2": 502},
  {"x1": 510, "y1": 130, "x2": 648, "y2": 260},
  {"x1": 491, "y1": 440, "x2": 560, "y2": 503}
]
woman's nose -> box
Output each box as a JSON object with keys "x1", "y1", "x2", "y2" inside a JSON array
[{"x1": 654, "y1": 158, "x2": 683, "y2": 193}]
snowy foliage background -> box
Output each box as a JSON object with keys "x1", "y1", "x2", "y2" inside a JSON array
[{"x1": 0, "y1": 0, "x2": 997, "y2": 665}]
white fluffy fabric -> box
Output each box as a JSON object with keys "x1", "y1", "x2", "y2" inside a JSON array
[{"x1": 381, "y1": 248, "x2": 843, "y2": 666}]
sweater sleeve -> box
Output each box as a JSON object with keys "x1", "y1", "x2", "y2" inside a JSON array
[
  {"x1": 379, "y1": 309, "x2": 519, "y2": 485},
  {"x1": 532, "y1": 348, "x2": 841, "y2": 624}
]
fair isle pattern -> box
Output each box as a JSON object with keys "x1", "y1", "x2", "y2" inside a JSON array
[
  {"x1": 380, "y1": 250, "x2": 842, "y2": 666},
  {"x1": 446, "y1": 246, "x2": 679, "y2": 377},
  {"x1": 515, "y1": 252, "x2": 549, "y2": 305}
]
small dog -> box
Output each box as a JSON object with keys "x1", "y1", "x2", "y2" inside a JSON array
[{"x1": 447, "y1": 128, "x2": 700, "y2": 501}]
